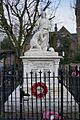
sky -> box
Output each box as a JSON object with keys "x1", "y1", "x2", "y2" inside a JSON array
[{"x1": 52, "y1": 0, "x2": 76, "y2": 33}]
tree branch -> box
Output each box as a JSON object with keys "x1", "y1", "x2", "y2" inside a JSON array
[
  {"x1": 8, "y1": 1, "x2": 20, "y2": 18},
  {"x1": 5, "y1": 0, "x2": 13, "y2": 33},
  {"x1": 21, "y1": 0, "x2": 27, "y2": 17},
  {"x1": 43, "y1": 0, "x2": 51, "y2": 11},
  {"x1": 33, "y1": 0, "x2": 39, "y2": 24}
]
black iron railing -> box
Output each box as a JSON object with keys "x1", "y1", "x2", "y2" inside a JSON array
[{"x1": 0, "y1": 51, "x2": 80, "y2": 120}]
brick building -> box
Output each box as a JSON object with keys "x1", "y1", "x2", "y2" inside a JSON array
[
  {"x1": 75, "y1": 0, "x2": 80, "y2": 48},
  {"x1": 49, "y1": 25, "x2": 77, "y2": 57}
]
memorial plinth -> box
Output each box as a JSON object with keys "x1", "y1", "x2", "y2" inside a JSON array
[{"x1": 21, "y1": 49, "x2": 61, "y2": 76}]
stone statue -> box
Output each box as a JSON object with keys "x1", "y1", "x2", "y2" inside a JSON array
[{"x1": 30, "y1": 11, "x2": 50, "y2": 51}]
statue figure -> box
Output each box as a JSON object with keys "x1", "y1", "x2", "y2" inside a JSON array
[
  {"x1": 30, "y1": 11, "x2": 50, "y2": 51},
  {"x1": 30, "y1": 31, "x2": 43, "y2": 50}
]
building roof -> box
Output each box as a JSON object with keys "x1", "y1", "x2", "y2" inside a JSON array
[
  {"x1": 57, "y1": 26, "x2": 77, "y2": 45},
  {"x1": 59, "y1": 26, "x2": 71, "y2": 35},
  {"x1": 71, "y1": 33, "x2": 77, "y2": 40}
]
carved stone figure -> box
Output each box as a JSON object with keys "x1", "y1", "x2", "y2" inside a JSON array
[
  {"x1": 30, "y1": 30, "x2": 42, "y2": 50},
  {"x1": 30, "y1": 11, "x2": 50, "y2": 51}
]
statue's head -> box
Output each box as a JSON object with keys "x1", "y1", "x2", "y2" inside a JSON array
[{"x1": 41, "y1": 11, "x2": 46, "y2": 18}]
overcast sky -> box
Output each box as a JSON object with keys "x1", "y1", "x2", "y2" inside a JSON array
[{"x1": 52, "y1": 0, "x2": 76, "y2": 33}]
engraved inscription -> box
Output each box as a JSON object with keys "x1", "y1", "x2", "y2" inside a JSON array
[{"x1": 31, "y1": 62, "x2": 52, "y2": 69}]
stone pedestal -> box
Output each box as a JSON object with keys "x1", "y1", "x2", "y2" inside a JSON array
[
  {"x1": 21, "y1": 49, "x2": 61, "y2": 88},
  {"x1": 22, "y1": 49, "x2": 60, "y2": 75}
]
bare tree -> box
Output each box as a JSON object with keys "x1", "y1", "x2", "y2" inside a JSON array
[{"x1": 0, "y1": 0, "x2": 61, "y2": 57}]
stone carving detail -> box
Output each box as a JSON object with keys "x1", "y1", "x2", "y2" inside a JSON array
[{"x1": 30, "y1": 11, "x2": 50, "y2": 51}]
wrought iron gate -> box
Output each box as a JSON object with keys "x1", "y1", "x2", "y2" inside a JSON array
[
  {"x1": 19, "y1": 71, "x2": 64, "y2": 120},
  {"x1": 0, "y1": 51, "x2": 80, "y2": 120}
]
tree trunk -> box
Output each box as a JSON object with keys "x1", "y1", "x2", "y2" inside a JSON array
[{"x1": 14, "y1": 47, "x2": 23, "y2": 84}]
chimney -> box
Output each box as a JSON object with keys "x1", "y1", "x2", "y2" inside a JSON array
[{"x1": 55, "y1": 24, "x2": 57, "y2": 32}]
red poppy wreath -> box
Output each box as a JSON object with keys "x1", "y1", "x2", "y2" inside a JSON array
[{"x1": 31, "y1": 82, "x2": 48, "y2": 99}]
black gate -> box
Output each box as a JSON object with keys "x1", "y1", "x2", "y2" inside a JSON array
[
  {"x1": 19, "y1": 71, "x2": 64, "y2": 120},
  {"x1": 0, "y1": 51, "x2": 80, "y2": 120},
  {"x1": 0, "y1": 51, "x2": 22, "y2": 120}
]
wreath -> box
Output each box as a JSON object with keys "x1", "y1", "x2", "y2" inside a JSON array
[
  {"x1": 31, "y1": 82, "x2": 48, "y2": 99},
  {"x1": 43, "y1": 111, "x2": 64, "y2": 120}
]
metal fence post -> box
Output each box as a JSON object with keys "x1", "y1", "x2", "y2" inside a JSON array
[
  {"x1": 2, "y1": 56, "x2": 6, "y2": 118},
  {"x1": 79, "y1": 66, "x2": 80, "y2": 120},
  {"x1": 19, "y1": 62, "x2": 23, "y2": 120},
  {"x1": 61, "y1": 69, "x2": 63, "y2": 119},
  {"x1": 79, "y1": 100, "x2": 80, "y2": 120},
  {"x1": 20, "y1": 86, "x2": 23, "y2": 120}
]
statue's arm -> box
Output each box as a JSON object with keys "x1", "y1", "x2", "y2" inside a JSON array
[{"x1": 40, "y1": 32, "x2": 44, "y2": 41}]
